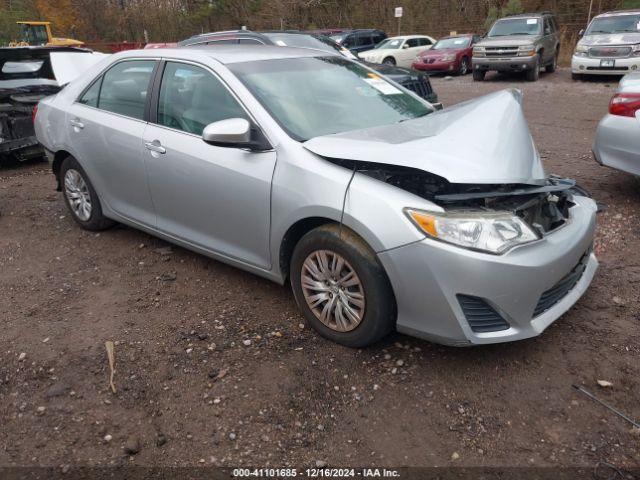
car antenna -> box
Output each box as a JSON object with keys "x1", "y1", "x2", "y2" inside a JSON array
[{"x1": 339, "y1": 162, "x2": 358, "y2": 240}]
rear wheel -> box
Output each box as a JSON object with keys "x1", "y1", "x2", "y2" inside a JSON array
[
  {"x1": 382, "y1": 56, "x2": 396, "y2": 66},
  {"x1": 546, "y1": 51, "x2": 558, "y2": 73},
  {"x1": 472, "y1": 69, "x2": 485, "y2": 81},
  {"x1": 525, "y1": 54, "x2": 541, "y2": 81},
  {"x1": 60, "y1": 156, "x2": 115, "y2": 231},
  {"x1": 458, "y1": 57, "x2": 469, "y2": 75},
  {"x1": 290, "y1": 224, "x2": 395, "y2": 348}
]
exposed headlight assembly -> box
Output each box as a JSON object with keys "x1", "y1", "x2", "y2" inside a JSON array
[
  {"x1": 633, "y1": 44, "x2": 640, "y2": 56},
  {"x1": 473, "y1": 46, "x2": 485, "y2": 57},
  {"x1": 441, "y1": 54, "x2": 456, "y2": 61},
  {"x1": 405, "y1": 209, "x2": 539, "y2": 254}
]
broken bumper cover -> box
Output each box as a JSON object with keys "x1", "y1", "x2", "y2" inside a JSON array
[
  {"x1": 378, "y1": 196, "x2": 598, "y2": 346},
  {"x1": 0, "y1": 135, "x2": 41, "y2": 156}
]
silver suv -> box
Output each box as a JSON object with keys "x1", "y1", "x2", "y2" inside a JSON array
[{"x1": 473, "y1": 12, "x2": 560, "y2": 81}]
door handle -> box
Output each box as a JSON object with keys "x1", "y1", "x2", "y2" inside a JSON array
[
  {"x1": 69, "y1": 118, "x2": 84, "y2": 129},
  {"x1": 144, "y1": 140, "x2": 166, "y2": 154}
]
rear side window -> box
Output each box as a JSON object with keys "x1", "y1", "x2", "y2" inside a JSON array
[
  {"x1": 356, "y1": 33, "x2": 372, "y2": 47},
  {"x1": 97, "y1": 60, "x2": 155, "y2": 120},
  {"x1": 79, "y1": 78, "x2": 101, "y2": 107},
  {"x1": 157, "y1": 62, "x2": 248, "y2": 136},
  {"x1": 406, "y1": 38, "x2": 421, "y2": 48},
  {"x1": 372, "y1": 32, "x2": 386, "y2": 44},
  {"x1": 417, "y1": 38, "x2": 432, "y2": 46}
]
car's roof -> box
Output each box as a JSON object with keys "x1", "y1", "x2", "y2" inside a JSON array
[
  {"x1": 439, "y1": 33, "x2": 474, "y2": 39},
  {"x1": 386, "y1": 35, "x2": 432, "y2": 40},
  {"x1": 596, "y1": 9, "x2": 640, "y2": 17},
  {"x1": 501, "y1": 12, "x2": 552, "y2": 19},
  {"x1": 114, "y1": 45, "x2": 336, "y2": 64}
]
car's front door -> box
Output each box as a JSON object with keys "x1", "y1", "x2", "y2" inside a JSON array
[
  {"x1": 142, "y1": 61, "x2": 276, "y2": 269},
  {"x1": 66, "y1": 59, "x2": 157, "y2": 226}
]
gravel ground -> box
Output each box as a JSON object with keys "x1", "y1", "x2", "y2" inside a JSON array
[{"x1": 0, "y1": 68, "x2": 638, "y2": 473}]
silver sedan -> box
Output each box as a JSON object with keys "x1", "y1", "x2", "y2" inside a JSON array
[
  {"x1": 593, "y1": 72, "x2": 640, "y2": 176},
  {"x1": 34, "y1": 47, "x2": 597, "y2": 347}
]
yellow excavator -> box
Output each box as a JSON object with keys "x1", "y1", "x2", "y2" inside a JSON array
[{"x1": 9, "y1": 21, "x2": 84, "y2": 48}]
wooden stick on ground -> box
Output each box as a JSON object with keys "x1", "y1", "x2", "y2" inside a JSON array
[{"x1": 105, "y1": 341, "x2": 116, "y2": 394}]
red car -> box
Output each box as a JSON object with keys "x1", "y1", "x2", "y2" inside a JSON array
[{"x1": 412, "y1": 34, "x2": 481, "y2": 75}]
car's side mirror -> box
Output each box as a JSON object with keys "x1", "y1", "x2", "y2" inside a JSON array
[
  {"x1": 578, "y1": 29, "x2": 585, "y2": 37},
  {"x1": 402, "y1": 43, "x2": 410, "y2": 49},
  {"x1": 202, "y1": 118, "x2": 270, "y2": 151}
]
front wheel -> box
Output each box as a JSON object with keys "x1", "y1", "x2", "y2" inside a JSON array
[
  {"x1": 60, "y1": 156, "x2": 115, "y2": 231},
  {"x1": 472, "y1": 69, "x2": 485, "y2": 81},
  {"x1": 382, "y1": 56, "x2": 396, "y2": 66},
  {"x1": 525, "y1": 54, "x2": 541, "y2": 81},
  {"x1": 290, "y1": 224, "x2": 396, "y2": 348},
  {"x1": 458, "y1": 57, "x2": 469, "y2": 75}
]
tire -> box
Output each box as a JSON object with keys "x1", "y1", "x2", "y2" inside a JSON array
[
  {"x1": 60, "y1": 156, "x2": 115, "y2": 231},
  {"x1": 546, "y1": 51, "x2": 558, "y2": 73},
  {"x1": 382, "y1": 56, "x2": 396, "y2": 66},
  {"x1": 571, "y1": 72, "x2": 582, "y2": 81},
  {"x1": 525, "y1": 54, "x2": 540, "y2": 81},
  {"x1": 290, "y1": 224, "x2": 396, "y2": 348},
  {"x1": 472, "y1": 69, "x2": 485, "y2": 81},
  {"x1": 458, "y1": 57, "x2": 469, "y2": 75}
]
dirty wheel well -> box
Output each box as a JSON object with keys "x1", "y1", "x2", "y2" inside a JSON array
[
  {"x1": 279, "y1": 217, "x2": 336, "y2": 280},
  {"x1": 52, "y1": 150, "x2": 72, "y2": 188}
]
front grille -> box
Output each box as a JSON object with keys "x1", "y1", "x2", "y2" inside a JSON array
[
  {"x1": 589, "y1": 46, "x2": 632, "y2": 58},
  {"x1": 484, "y1": 46, "x2": 519, "y2": 57},
  {"x1": 457, "y1": 295, "x2": 510, "y2": 333},
  {"x1": 533, "y1": 249, "x2": 591, "y2": 317},
  {"x1": 401, "y1": 75, "x2": 433, "y2": 99},
  {"x1": 586, "y1": 66, "x2": 630, "y2": 71}
]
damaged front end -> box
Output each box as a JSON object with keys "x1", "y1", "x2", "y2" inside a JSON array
[{"x1": 329, "y1": 158, "x2": 582, "y2": 253}]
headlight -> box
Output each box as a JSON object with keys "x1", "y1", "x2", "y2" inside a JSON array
[
  {"x1": 633, "y1": 44, "x2": 640, "y2": 57},
  {"x1": 405, "y1": 209, "x2": 539, "y2": 254},
  {"x1": 441, "y1": 54, "x2": 456, "y2": 61},
  {"x1": 473, "y1": 46, "x2": 485, "y2": 57},
  {"x1": 518, "y1": 45, "x2": 536, "y2": 57},
  {"x1": 574, "y1": 44, "x2": 589, "y2": 57}
]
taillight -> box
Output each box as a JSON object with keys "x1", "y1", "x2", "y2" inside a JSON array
[
  {"x1": 32, "y1": 103, "x2": 38, "y2": 123},
  {"x1": 609, "y1": 93, "x2": 640, "y2": 117}
]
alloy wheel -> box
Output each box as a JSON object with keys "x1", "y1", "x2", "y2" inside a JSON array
[
  {"x1": 300, "y1": 250, "x2": 366, "y2": 332},
  {"x1": 64, "y1": 168, "x2": 92, "y2": 221}
]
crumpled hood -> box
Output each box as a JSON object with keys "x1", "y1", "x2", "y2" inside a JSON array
[
  {"x1": 579, "y1": 32, "x2": 640, "y2": 46},
  {"x1": 303, "y1": 89, "x2": 546, "y2": 185}
]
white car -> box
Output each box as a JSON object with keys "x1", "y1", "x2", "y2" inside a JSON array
[
  {"x1": 593, "y1": 72, "x2": 640, "y2": 175},
  {"x1": 360, "y1": 35, "x2": 436, "y2": 68}
]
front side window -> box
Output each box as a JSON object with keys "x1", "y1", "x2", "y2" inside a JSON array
[
  {"x1": 230, "y1": 56, "x2": 432, "y2": 142},
  {"x1": 97, "y1": 60, "x2": 155, "y2": 120},
  {"x1": 157, "y1": 62, "x2": 247, "y2": 136},
  {"x1": 488, "y1": 18, "x2": 542, "y2": 36}
]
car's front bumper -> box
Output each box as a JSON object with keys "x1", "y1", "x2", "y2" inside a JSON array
[
  {"x1": 593, "y1": 113, "x2": 640, "y2": 176},
  {"x1": 472, "y1": 55, "x2": 537, "y2": 72},
  {"x1": 572, "y1": 55, "x2": 640, "y2": 75},
  {"x1": 378, "y1": 196, "x2": 598, "y2": 346},
  {"x1": 412, "y1": 60, "x2": 458, "y2": 74}
]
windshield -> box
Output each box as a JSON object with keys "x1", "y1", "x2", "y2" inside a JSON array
[
  {"x1": 263, "y1": 33, "x2": 357, "y2": 59},
  {"x1": 375, "y1": 38, "x2": 403, "y2": 50},
  {"x1": 230, "y1": 56, "x2": 432, "y2": 141},
  {"x1": 488, "y1": 18, "x2": 541, "y2": 36},
  {"x1": 433, "y1": 37, "x2": 471, "y2": 49},
  {"x1": 585, "y1": 14, "x2": 640, "y2": 34}
]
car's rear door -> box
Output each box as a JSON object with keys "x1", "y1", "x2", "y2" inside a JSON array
[
  {"x1": 142, "y1": 60, "x2": 276, "y2": 269},
  {"x1": 66, "y1": 59, "x2": 158, "y2": 226}
]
